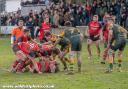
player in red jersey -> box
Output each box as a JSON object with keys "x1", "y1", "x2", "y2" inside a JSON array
[
  {"x1": 100, "y1": 21, "x2": 109, "y2": 64},
  {"x1": 11, "y1": 29, "x2": 39, "y2": 73},
  {"x1": 40, "y1": 18, "x2": 51, "y2": 43},
  {"x1": 19, "y1": 42, "x2": 42, "y2": 74},
  {"x1": 101, "y1": 17, "x2": 116, "y2": 64},
  {"x1": 86, "y1": 15, "x2": 102, "y2": 60},
  {"x1": 28, "y1": 44, "x2": 60, "y2": 73}
]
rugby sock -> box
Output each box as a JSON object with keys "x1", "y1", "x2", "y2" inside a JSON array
[
  {"x1": 118, "y1": 51, "x2": 122, "y2": 67},
  {"x1": 108, "y1": 55, "x2": 114, "y2": 71},
  {"x1": 109, "y1": 63, "x2": 113, "y2": 70},
  {"x1": 61, "y1": 60, "x2": 67, "y2": 70},
  {"x1": 12, "y1": 60, "x2": 19, "y2": 68},
  {"x1": 64, "y1": 57, "x2": 70, "y2": 63},
  {"x1": 103, "y1": 49, "x2": 108, "y2": 61},
  {"x1": 118, "y1": 59, "x2": 122, "y2": 68},
  {"x1": 77, "y1": 59, "x2": 81, "y2": 72},
  {"x1": 97, "y1": 46, "x2": 101, "y2": 58},
  {"x1": 118, "y1": 64, "x2": 121, "y2": 67},
  {"x1": 113, "y1": 53, "x2": 115, "y2": 63},
  {"x1": 69, "y1": 63, "x2": 74, "y2": 72}
]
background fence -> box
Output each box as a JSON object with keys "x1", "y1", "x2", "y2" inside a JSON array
[{"x1": 0, "y1": 26, "x2": 88, "y2": 36}]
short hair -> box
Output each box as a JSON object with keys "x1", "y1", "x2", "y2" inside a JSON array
[
  {"x1": 18, "y1": 20, "x2": 24, "y2": 23},
  {"x1": 24, "y1": 29, "x2": 29, "y2": 33},
  {"x1": 73, "y1": 28, "x2": 80, "y2": 34},
  {"x1": 64, "y1": 21, "x2": 72, "y2": 27},
  {"x1": 107, "y1": 17, "x2": 114, "y2": 22},
  {"x1": 45, "y1": 31, "x2": 51, "y2": 37}
]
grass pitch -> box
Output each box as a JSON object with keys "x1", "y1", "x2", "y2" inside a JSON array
[{"x1": 0, "y1": 38, "x2": 128, "y2": 89}]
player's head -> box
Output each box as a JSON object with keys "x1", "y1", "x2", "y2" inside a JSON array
[
  {"x1": 45, "y1": 31, "x2": 52, "y2": 40},
  {"x1": 107, "y1": 17, "x2": 114, "y2": 29},
  {"x1": 93, "y1": 15, "x2": 98, "y2": 21},
  {"x1": 64, "y1": 21, "x2": 72, "y2": 27},
  {"x1": 23, "y1": 29, "x2": 30, "y2": 36},
  {"x1": 73, "y1": 28, "x2": 80, "y2": 34},
  {"x1": 51, "y1": 47, "x2": 60, "y2": 57},
  {"x1": 44, "y1": 17, "x2": 49, "y2": 24},
  {"x1": 18, "y1": 20, "x2": 24, "y2": 28},
  {"x1": 29, "y1": 17, "x2": 33, "y2": 22}
]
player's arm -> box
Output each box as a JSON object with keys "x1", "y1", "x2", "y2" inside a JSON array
[
  {"x1": 107, "y1": 30, "x2": 113, "y2": 47},
  {"x1": 99, "y1": 23, "x2": 104, "y2": 41},
  {"x1": 28, "y1": 36, "x2": 39, "y2": 45},
  {"x1": 17, "y1": 37, "x2": 23, "y2": 43},
  {"x1": 11, "y1": 29, "x2": 16, "y2": 45},
  {"x1": 119, "y1": 26, "x2": 128, "y2": 33},
  {"x1": 95, "y1": 23, "x2": 102, "y2": 38},
  {"x1": 42, "y1": 41, "x2": 52, "y2": 45},
  {"x1": 53, "y1": 38, "x2": 61, "y2": 47},
  {"x1": 85, "y1": 26, "x2": 90, "y2": 38}
]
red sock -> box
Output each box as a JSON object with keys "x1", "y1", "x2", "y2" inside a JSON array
[{"x1": 12, "y1": 60, "x2": 19, "y2": 68}]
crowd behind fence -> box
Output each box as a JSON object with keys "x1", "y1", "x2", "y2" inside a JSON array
[{"x1": 0, "y1": 0, "x2": 128, "y2": 29}]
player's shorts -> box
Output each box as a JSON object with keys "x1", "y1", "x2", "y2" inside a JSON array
[
  {"x1": 71, "y1": 42, "x2": 82, "y2": 51},
  {"x1": 110, "y1": 39, "x2": 126, "y2": 51},
  {"x1": 12, "y1": 44, "x2": 20, "y2": 54},
  {"x1": 89, "y1": 35, "x2": 100, "y2": 41}
]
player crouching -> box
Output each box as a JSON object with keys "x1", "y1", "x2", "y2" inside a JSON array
[
  {"x1": 106, "y1": 18, "x2": 127, "y2": 73},
  {"x1": 11, "y1": 42, "x2": 42, "y2": 74}
]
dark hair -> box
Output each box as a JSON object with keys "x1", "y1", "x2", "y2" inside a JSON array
[
  {"x1": 107, "y1": 17, "x2": 114, "y2": 22},
  {"x1": 45, "y1": 31, "x2": 51, "y2": 37},
  {"x1": 18, "y1": 20, "x2": 24, "y2": 23},
  {"x1": 24, "y1": 29, "x2": 29, "y2": 33}
]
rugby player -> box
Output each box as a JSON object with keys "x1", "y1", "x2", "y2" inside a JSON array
[
  {"x1": 106, "y1": 18, "x2": 127, "y2": 73},
  {"x1": 86, "y1": 15, "x2": 102, "y2": 60}
]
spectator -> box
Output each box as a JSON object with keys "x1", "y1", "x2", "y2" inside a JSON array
[
  {"x1": 26, "y1": 17, "x2": 35, "y2": 39},
  {"x1": 0, "y1": 0, "x2": 127, "y2": 30}
]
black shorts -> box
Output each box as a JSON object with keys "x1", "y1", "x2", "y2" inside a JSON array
[
  {"x1": 29, "y1": 51, "x2": 39, "y2": 58},
  {"x1": 12, "y1": 44, "x2": 20, "y2": 54},
  {"x1": 110, "y1": 39, "x2": 126, "y2": 51},
  {"x1": 89, "y1": 35, "x2": 100, "y2": 41},
  {"x1": 71, "y1": 42, "x2": 82, "y2": 51}
]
